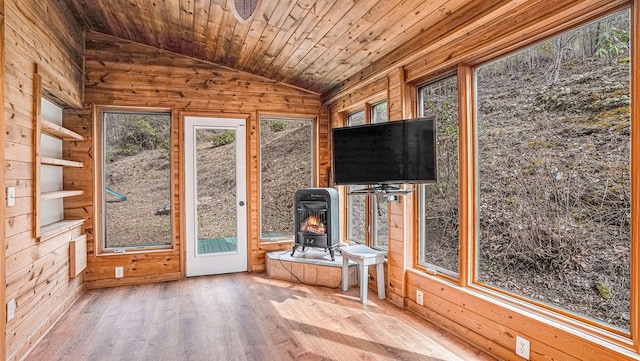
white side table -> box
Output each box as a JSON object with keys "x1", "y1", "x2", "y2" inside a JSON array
[{"x1": 340, "y1": 244, "x2": 386, "y2": 304}]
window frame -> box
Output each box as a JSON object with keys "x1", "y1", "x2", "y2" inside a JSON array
[
  {"x1": 408, "y1": 5, "x2": 636, "y2": 346},
  {"x1": 415, "y1": 73, "x2": 461, "y2": 278},
  {"x1": 95, "y1": 106, "x2": 175, "y2": 255},
  {"x1": 370, "y1": 100, "x2": 390, "y2": 249},
  {"x1": 258, "y1": 115, "x2": 317, "y2": 242},
  {"x1": 371, "y1": 100, "x2": 388, "y2": 124},
  {"x1": 345, "y1": 109, "x2": 367, "y2": 244},
  {"x1": 471, "y1": 9, "x2": 633, "y2": 337}
]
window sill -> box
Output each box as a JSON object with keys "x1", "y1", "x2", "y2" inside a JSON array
[
  {"x1": 98, "y1": 246, "x2": 174, "y2": 256},
  {"x1": 40, "y1": 219, "x2": 85, "y2": 242}
]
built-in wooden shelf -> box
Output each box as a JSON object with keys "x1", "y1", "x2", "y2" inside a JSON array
[
  {"x1": 40, "y1": 219, "x2": 85, "y2": 242},
  {"x1": 41, "y1": 190, "x2": 84, "y2": 200},
  {"x1": 41, "y1": 157, "x2": 84, "y2": 168},
  {"x1": 33, "y1": 67, "x2": 88, "y2": 251},
  {"x1": 41, "y1": 119, "x2": 84, "y2": 141}
]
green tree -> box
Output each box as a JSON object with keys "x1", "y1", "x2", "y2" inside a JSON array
[{"x1": 595, "y1": 26, "x2": 630, "y2": 63}]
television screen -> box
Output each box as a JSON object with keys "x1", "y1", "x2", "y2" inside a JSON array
[{"x1": 332, "y1": 117, "x2": 437, "y2": 185}]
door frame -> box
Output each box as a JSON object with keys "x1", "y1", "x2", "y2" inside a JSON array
[{"x1": 182, "y1": 114, "x2": 249, "y2": 277}]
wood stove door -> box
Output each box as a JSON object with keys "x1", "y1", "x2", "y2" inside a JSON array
[{"x1": 184, "y1": 116, "x2": 247, "y2": 276}]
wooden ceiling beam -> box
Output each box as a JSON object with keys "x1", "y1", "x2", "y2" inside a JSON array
[
  {"x1": 307, "y1": 0, "x2": 466, "y2": 91},
  {"x1": 251, "y1": 0, "x2": 319, "y2": 77},
  {"x1": 61, "y1": 0, "x2": 632, "y2": 96},
  {"x1": 322, "y1": 0, "x2": 628, "y2": 102},
  {"x1": 275, "y1": 0, "x2": 382, "y2": 87}
]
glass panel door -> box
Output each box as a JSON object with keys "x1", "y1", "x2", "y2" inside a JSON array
[{"x1": 185, "y1": 116, "x2": 247, "y2": 276}]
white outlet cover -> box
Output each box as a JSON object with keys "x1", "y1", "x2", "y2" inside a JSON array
[
  {"x1": 7, "y1": 299, "x2": 16, "y2": 321},
  {"x1": 416, "y1": 290, "x2": 424, "y2": 306},
  {"x1": 6, "y1": 187, "x2": 15, "y2": 207},
  {"x1": 115, "y1": 267, "x2": 124, "y2": 278},
  {"x1": 516, "y1": 335, "x2": 530, "y2": 360}
]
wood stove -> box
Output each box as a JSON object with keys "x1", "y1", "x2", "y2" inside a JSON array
[{"x1": 292, "y1": 188, "x2": 339, "y2": 260}]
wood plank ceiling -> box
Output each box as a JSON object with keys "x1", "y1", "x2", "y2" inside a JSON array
[{"x1": 60, "y1": 0, "x2": 584, "y2": 95}]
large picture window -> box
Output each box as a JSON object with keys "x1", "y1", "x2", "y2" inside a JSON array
[
  {"x1": 417, "y1": 75, "x2": 459, "y2": 275},
  {"x1": 346, "y1": 110, "x2": 366, "y2": 244},
  {"x1": 260, "y1": 117, "x2": 314, "y2": 239},
  {"x1": 475, "y1": 9, "x2": 630, "y2": 329},
  {"x1": 371, "y1": 101, "x2": 389, "y2": 249},
  {"x1": 344, "y1": 103, "x2": 390, "y2": 249},
  {"x1": 101, "y1": 111, "x2": 172, "y2": 249}
]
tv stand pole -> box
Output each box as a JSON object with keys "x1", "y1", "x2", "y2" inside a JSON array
[{"x1": 347, "y1": 184, "x2": 413, "y2": 195}]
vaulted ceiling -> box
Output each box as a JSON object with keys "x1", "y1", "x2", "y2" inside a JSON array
[{"x1": 60, "y1": 0, "x2": 598, "y2": 96}]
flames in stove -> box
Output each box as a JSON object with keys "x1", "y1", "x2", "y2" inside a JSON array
[{"x1": 300, "y1": 214, "x2": 326, "y2": 234}]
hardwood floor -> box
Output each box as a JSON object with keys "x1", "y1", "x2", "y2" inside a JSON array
[{"x1": 24, "y1": 273, "x2": 497, "y2": 361}]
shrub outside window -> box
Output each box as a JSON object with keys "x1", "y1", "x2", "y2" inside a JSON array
[{"x1": 475, "y1": 9, "x2": 631, "y2": 330}]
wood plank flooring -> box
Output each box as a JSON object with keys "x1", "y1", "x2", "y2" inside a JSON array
[{"x1": 24, "y1": 273, "x2": 497, "y2": 361}]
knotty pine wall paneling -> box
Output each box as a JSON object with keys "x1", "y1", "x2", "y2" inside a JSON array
[
  {"x1": 81, "y1": 32, "x2": 322, "y2": 287},
  {"x1": 327, "y1": 107, "x2": 345, "y2": 243},
  {"x1": 324, "y1": 1, "x2": 638, "y2": 359},
  {"x1": 3, "y1": 1, "x2": 84, "y2": 360},
  {"x1": 248, "y1": 112, "x2": 263, "y2": 270},
  {"x1": 0, "y1": 2, "x2": 6, "y2": 359},
  {"x1": 386, "y1": 66, "x2": 414, "y2": 307},
  {"x1": 317, "y1": 105, "x2": 331, "y2": 187}
]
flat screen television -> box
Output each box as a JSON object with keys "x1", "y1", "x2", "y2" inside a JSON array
[{"x1": 332, "y1": 117, "x2": 437, "y2": 187}]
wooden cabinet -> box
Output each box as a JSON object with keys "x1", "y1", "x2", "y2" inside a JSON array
[{"x1": 69, "y1": 233, "x2": 88, "y2": 278}]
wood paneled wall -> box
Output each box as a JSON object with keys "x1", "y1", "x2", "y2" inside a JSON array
[
  {"x1": 0, "y1": 1, "x2": 6, "y2": 359},
  {"x1": 3, "y1": 0, "x2": 84, "y2": 360},
  {"x1": 2, "y1": 1, "x2": 633, "y2": 360},
  {"x1": 325, "y1": 1, "x2": 637, "y2": 360},
  {"x1": 79, "y1": 31, "x2": 323, "y2": 288}
]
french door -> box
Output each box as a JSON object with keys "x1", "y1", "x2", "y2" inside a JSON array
[{"x1": 184, "y1": 116, "x2": 247, "y2": 276}]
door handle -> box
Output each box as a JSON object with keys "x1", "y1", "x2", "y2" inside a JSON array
[{"x1": 239, "y1": 201, "x2": 245, "y2": 206}]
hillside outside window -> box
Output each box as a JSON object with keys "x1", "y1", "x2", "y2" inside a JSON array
[
  {"x1": 101, "y1": 111, "x2": 173, "y2": 250},
  {"x1": 260, "y1": 117, "x2": 314, "y2": 240},
  {"x1": 417, "y1": 75, "x2": 460, "y2": 276},
  {"x1": 475, "y1": 8, "x2": 631, "y2": 331}
]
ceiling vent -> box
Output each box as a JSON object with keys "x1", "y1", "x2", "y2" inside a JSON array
[{"x1": 230, "y1": 0, "x2": 261, "y2": 23}]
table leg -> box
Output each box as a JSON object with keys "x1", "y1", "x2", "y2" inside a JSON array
[
  {"x1": 342, "y1": 255, "x2": 349, "y2": 291},
  {"x1": 360, "y1": 264, "x2": 368, "y2": 304},
  {"x1": 376, "y1": 262, "x2": 385, "y2": 300}
]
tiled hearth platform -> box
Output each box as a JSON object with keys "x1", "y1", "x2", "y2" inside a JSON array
[{"x1": 266, "y1": 248, "x2": 358, "y2": 288}]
